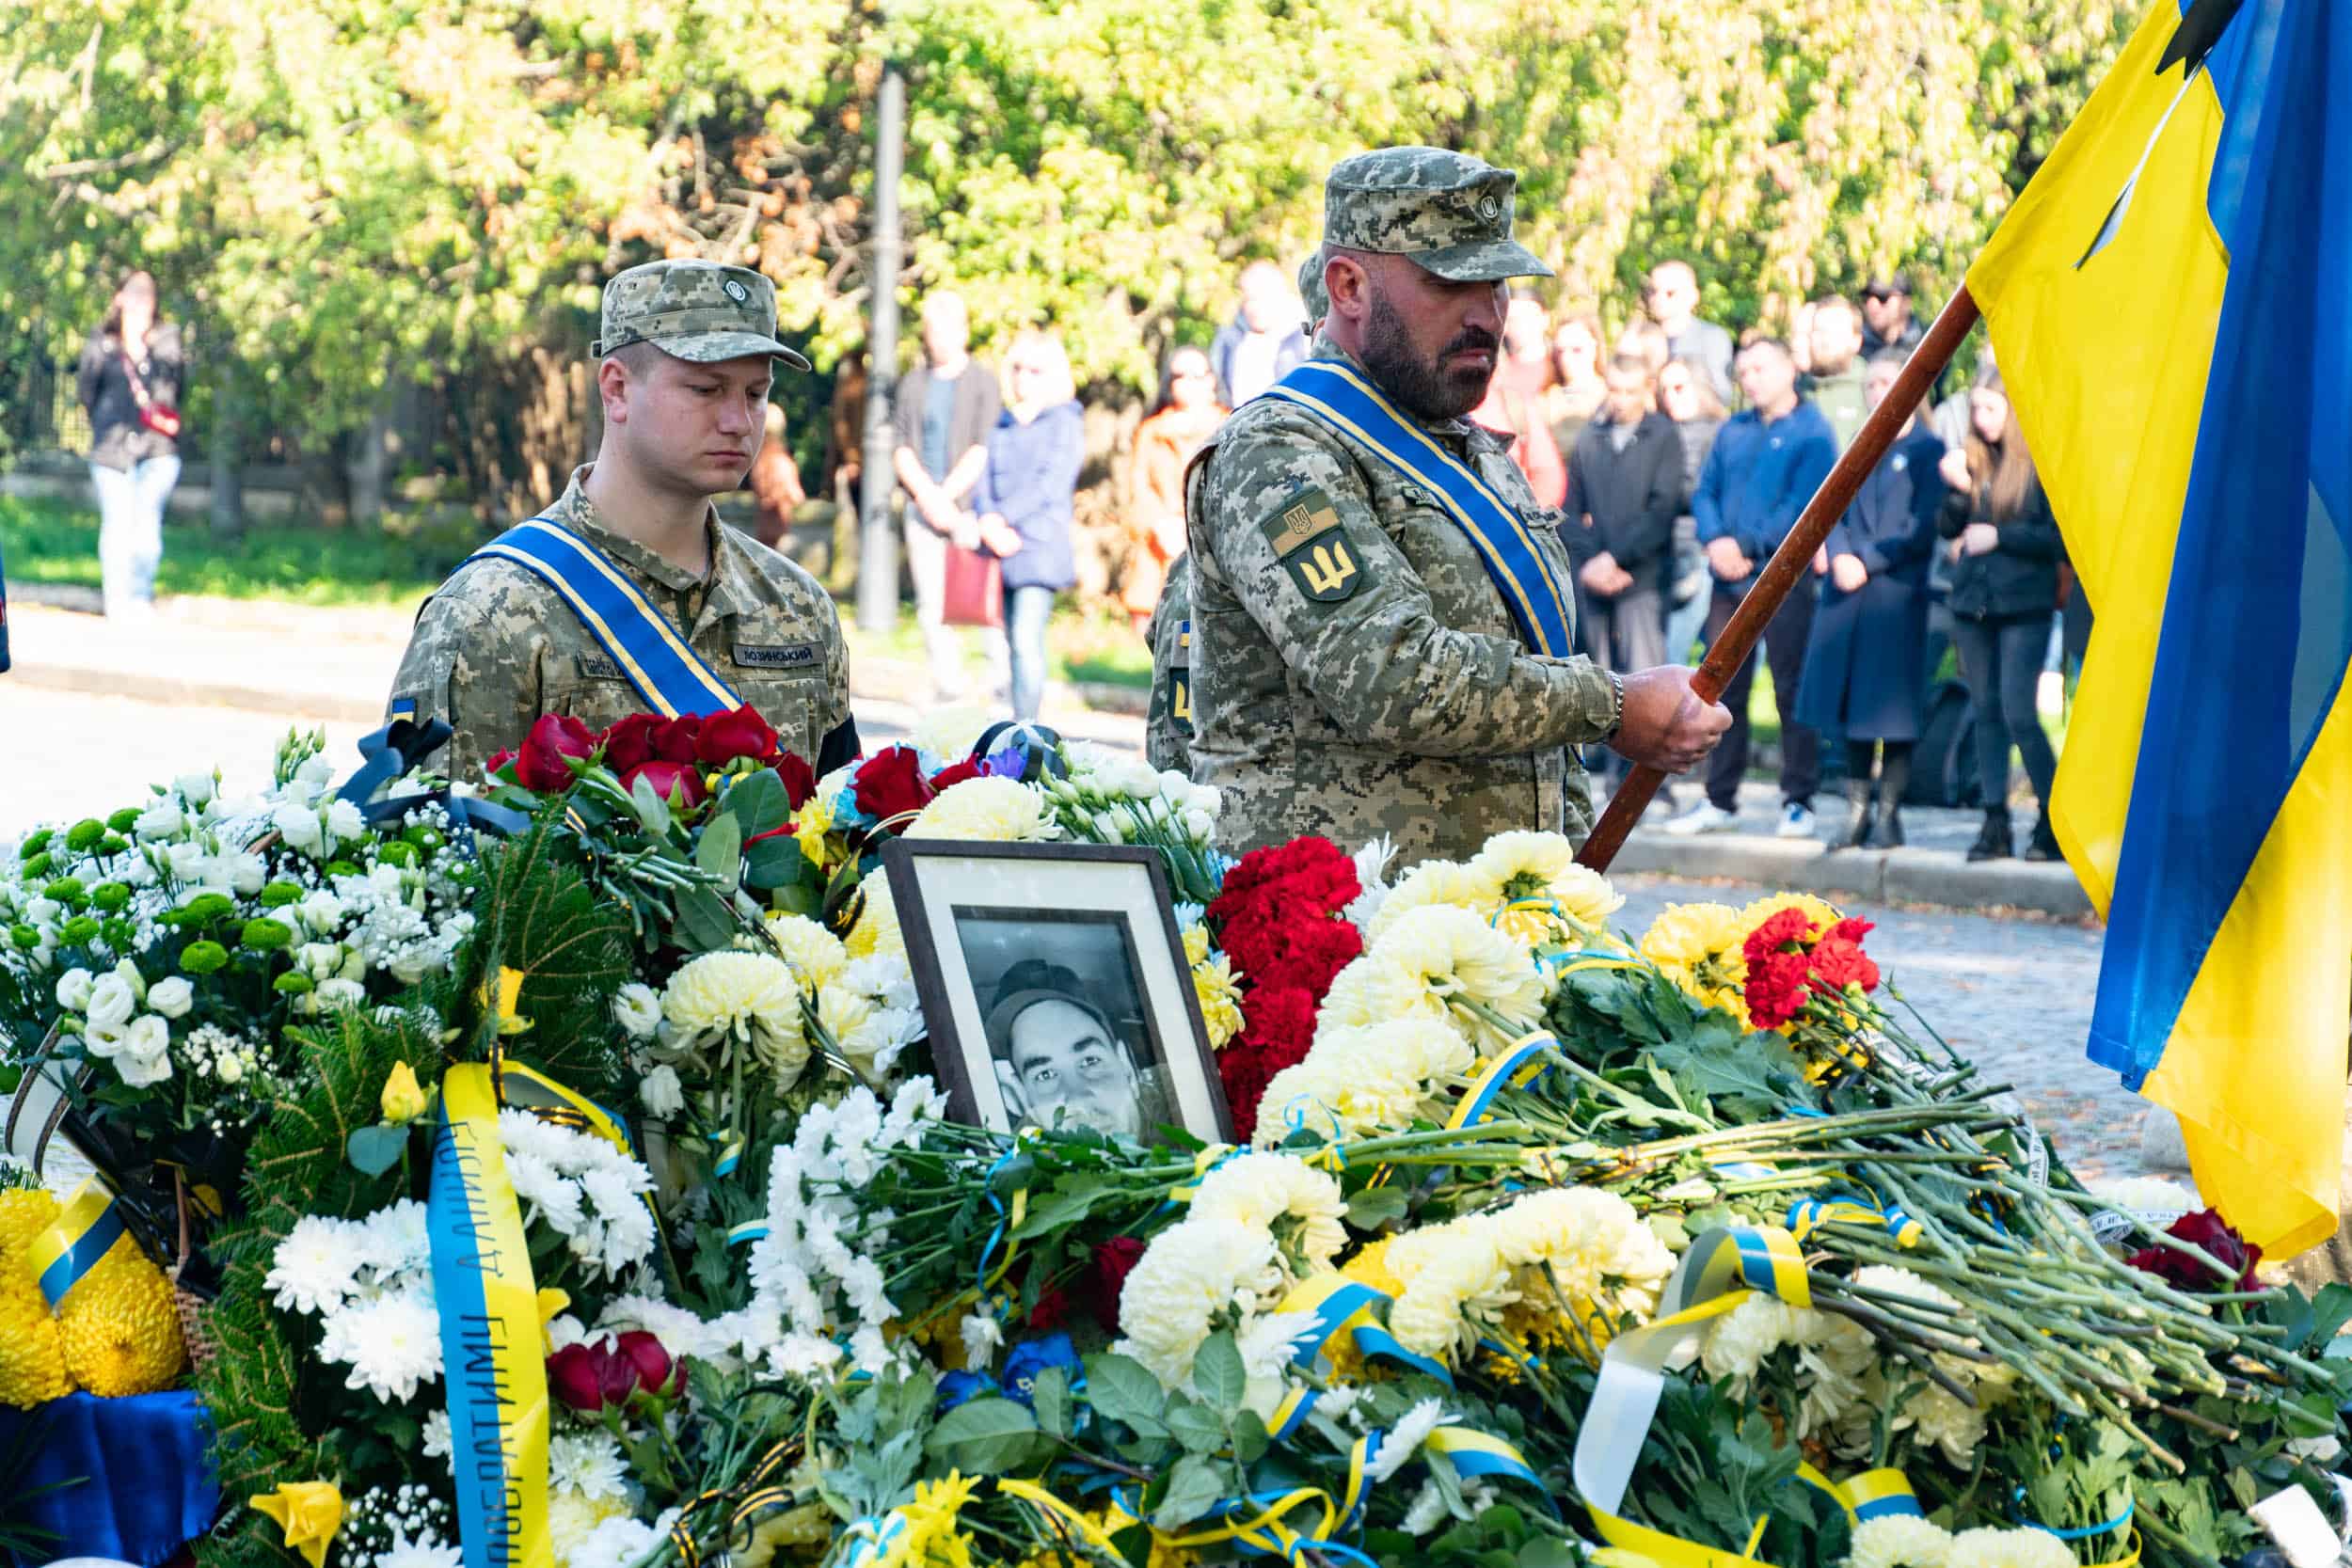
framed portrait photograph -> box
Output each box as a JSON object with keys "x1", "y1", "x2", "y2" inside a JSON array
[{"x1": 881, "y1": 839, "x2": 1233, "y2": 1145}]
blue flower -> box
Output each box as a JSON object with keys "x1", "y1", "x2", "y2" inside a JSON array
[
  {"x1": 936, "y1": 1370, "x2": 998, "y2": 1413},
  {"x1": 999, "y1": 1332, "x2": 1082, "y2": 1408}
]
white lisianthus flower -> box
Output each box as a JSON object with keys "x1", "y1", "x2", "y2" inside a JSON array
[
  {"x1": 216, "y1": 1054, "x2": 245, "y2": 1085},
  {"x1": 326, "y1": 799, "x2": 367, "y2": 845},
  {"x1": 612, "y1": 982, "x2": 662, "y2": 1040},
  {"x1": 297, "y1": 891, "x2": 345, "y2": 935},
  {"x1": 162, "y1": 842, "x2": 207, "y2": 883},
  {"x1": 273, "y1": 803, "x2": 326, "y2": 856},
  {"x1": 84, "y1": 973, "x2": 138, "y2": 1032},
  {"x1": 134, "y1": 800, "x2": 184, "y2": 840},
  {"x1": 173, "y1": 772, "x2": 218, "y2": 808},
  {"x1": 54, "y1": 968, "x2": 94, "y2": 1011},
  {"x1": 147, "y1": 976, "x2": 195, "y2": 1019},
  {"x1": 296, "y1": 754, "x2": 336, "y2": 788},
  {"x1": 639, "y1": 1065, "x2": 684, "y2": 1118},
  {"x1": 315, "y1": 978, "x2": 367, "y2": 1012}
]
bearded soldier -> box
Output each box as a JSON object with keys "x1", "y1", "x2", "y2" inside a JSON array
[
  {"x1": 1184, "y1": 148, "x2": 1729, "y2": 865},
  {"x1": 389, "y1": 260, "x2": 859, "y2": 780}
]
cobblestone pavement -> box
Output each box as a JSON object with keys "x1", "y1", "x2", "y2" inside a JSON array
[{"x1": 1610, "y1": 873, "x2": 2155, "y2": 1181}]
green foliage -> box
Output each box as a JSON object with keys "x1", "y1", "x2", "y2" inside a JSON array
[
  {"x1": 462, "y1": 816, "x2": 638, "y2": 1099},
  {"x1": 0, "y1": 497, "x2": 448, "y2": 608},
  {"x1": 240, "y1": 1006, "x2": 424, "y2": 1241}
]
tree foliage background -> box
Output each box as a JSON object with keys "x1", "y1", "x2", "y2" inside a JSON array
[{"x1": 0, "y1": 0, "x2": 2137, "y2": 510}]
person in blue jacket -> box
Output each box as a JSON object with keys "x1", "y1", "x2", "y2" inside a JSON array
[
  {"x1": 1794, "y1": 351, "x2": 1946, "y2": 849},
  {"x1": 1666, "y1": 337, "x2": 1839, "y2": 839},
  {"x1": 972, "y1": 328, "x2": 1086, "y2": 721}
]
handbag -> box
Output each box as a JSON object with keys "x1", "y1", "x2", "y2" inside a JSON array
[
  {"x1": 121, "y1": 351, "x2": 182, "y2": 440},
  {"x1": 941, "y1": 542, "x2": 1003, "y2": 628}
]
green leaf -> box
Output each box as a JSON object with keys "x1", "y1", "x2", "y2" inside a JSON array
[
  {"x1": 923, "y1": 1396, "x2": 1040, "y2": 1476},
  {"x1": 1345, "y1": 1183, "x2": 1410, "y2": 1231},
  {"x1": 1085, "y1": 1353, "x2": 1168, "y2": 1432},
  {"x1": 1650, "y1": 1025, "x2": 1805, "y2": 1117},
  {"x1": 1152, "y1": 1454, "x2": 1230, "y2": 1530},
  {"x1": 673, "y1": 888, "x2": 738, "y2": 954},
  {"x1": 1010, "y1": 1176, "x2": 1117, "y2": 1240},
  {"x1": 1230, "y1": 1406, "x2": 1270, "y2": 1465},
  {"x1": 1030, "y1": 1367, "x2": 1072, "y2": 1442},
  {"x1": 696, "y1": 812, "x2": 744, "y2": 891},
  {"x1": 2310, "y1": 1283, "x2": 2352, "y2": 1348},
  {"x1": 629, "y1": 774, "x2": 674, "y2": 837},
  {"x1": 1191, "y1": 1332, "x2": 1246, "y2": 1409},
  {"x1": 344, "y1": 1122, "x2": 407, "y2": 1177},
  {"x1": 745, "y1": 836, "x2": 807, "y2": 891},
  {"x1": 1165, "y1": 1398, "x2": 1226, "y2": 1455},
  {"x1": 725, "y1": 770, "x2": 789, "y2": 839}
]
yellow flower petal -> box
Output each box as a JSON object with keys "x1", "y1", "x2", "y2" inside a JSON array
[{"x1": 249, "y1": 1480, "x2": 342, "y2": 1568}]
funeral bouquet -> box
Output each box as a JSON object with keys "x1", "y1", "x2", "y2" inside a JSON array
[{"x1": 2, "y1": 710, "x2": 2348, "y2": 1568}]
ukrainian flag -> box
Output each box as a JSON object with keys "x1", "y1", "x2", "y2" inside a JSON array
[{"x1": 1968, "y1": 0, "x2": 2352, "y2": 1255}]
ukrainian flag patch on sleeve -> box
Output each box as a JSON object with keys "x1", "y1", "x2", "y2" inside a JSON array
[{"x1": 1259, "y1": 486, "x2": 1364, "y2": 603}]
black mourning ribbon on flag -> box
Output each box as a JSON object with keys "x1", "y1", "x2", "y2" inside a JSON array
[{"x1": 334, "y1": 716, "x2": 532, "y2": 847}]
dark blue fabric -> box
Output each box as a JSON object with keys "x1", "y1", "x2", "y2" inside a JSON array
[
  {"x1": 1692, "y1": 399, "x2": 1839, "y2": 587},
  {"x1": 0, "y1": 1392, "x2": 218, "y2": 1566},
  {"x1": 973, "y1": 402, "x2": 1084, "y2": 592},
  {"x1": 2090, "y1": 0, "x2": 2352, "y2": 1083},
  {"x1": 1793, "y1": 425, "x2": 1947, "y2": 740}
]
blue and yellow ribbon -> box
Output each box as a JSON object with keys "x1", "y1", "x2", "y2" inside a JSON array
[
  {"x1": 28, "y1": 1175, "x2": 126, "y2": 1308},
  {"x1": 1786, "y1": 1191, "x2": 1923, "y2": 1249},
  {"x1": 1278, "y1": 1273, "x2": 1454, "y2": 1386},
  {"x1": 1446, "y1": 1032, "x2": 1559, "y2": 1132}
]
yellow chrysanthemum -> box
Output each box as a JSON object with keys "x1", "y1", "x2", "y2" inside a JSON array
[
  {"x1": 0, "y1": 1190, "x2": 59, "y2": 1271},
  {"x1": 1739, "y1": 891, "x2": 1843, "y2": 941},
  {"x1": 1322, "y1": 905, "x2": 1544, "y2": 1043},
  {"x1": 1341, "y1": 1238, "x2": 1405, "y2": 1298},
  {"x1": 1637, "y1": 902, "x2": 1750, "y2": 1015},
  {"x1": 1365, "y1": 860, "x2": 1492, "y2": 945},
  {"x1": 1469, "y1": 832, "x2": 1625, "y2": 944},
  {"x1": 1182, "y1": 924, "x2": 1210, "y2": 967},
  {"x1": 56, "y1": 1237, "x2": 186, "y2": 1397},
  {"x1": 1191, "y1": 955, "x2": 1244, "y2": 1050},
  {"x1": 846, "y1": 878, "x2": 907, "y2": 960},
  {"x1": 887, "y1": 1470, "x2": 979, "y2": 1568},
  {"x1": 791, "y1": 794, "x2": 836, "y2": 869},
  {"x1": 0, "y1": 1275, "x2": 72, "y2": 1407},
  {"x1": 548, "y1": 1487, "x2": 632, "y2": 1564},
  {"x1": 661, "y1": 951, "x2": 809, "y2": 1085},
  {"x1": 765, "y1": 912, "x2": 849, "y2": 990},
  {"x1": 908, "y1": 777, "x2": 1057, "y2": 843}
]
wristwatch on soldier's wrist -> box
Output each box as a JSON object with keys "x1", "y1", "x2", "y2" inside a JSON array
[{"x1": 1601, "y1": 671, "x2": 1625, "y2": 740}]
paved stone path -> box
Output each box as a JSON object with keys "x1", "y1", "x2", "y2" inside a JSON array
[{"x1": 1610, "y1": 873, "x2": 2153, "y2": 1180}]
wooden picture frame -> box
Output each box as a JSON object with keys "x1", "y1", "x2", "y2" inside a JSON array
[{"x1": 882, "y1": 838, "x2": 1233, "y2": 1144}]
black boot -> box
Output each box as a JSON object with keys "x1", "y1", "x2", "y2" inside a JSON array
[
  {"x1": 1828, "y1": 779, "x2": 1874, "y2": 852},
  {"x1": 1966, "y1": 807, "x2": 2012, "y2": 862},
  {"x1": 1867, "y1": 805, "x2": 1905, "y2": 848},
  {"x1": 2023, "y1": 810, "x2": 2061, "y2": 861}
]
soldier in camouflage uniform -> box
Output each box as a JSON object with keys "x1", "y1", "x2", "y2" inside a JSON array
[
  {"x1": 1187, "y1": 148, "x2": 1730, "y2": 866},
  {"x1": 389, "y1": 261, "x2": 858, "y2": 781}
]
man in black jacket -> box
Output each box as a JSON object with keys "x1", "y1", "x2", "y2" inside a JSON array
[{"x1": 1565, "y1": 356, "x2": 1685, "y2": 786}]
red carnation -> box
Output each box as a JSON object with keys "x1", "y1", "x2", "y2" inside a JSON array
[
  {"x1": 600, "y1": 713, "x2": 666, "y2": 775},
  {"x1": 1744, "y1": 951, "x2": 1814, "y2": 1030},
  {"x1": 1809, "y1": 934, "x2": 1881, "y2": 996},
  {"x1": 853, "y1": 747, "x2": 936, "y2": 823},
  {"x1": 776, "y1": 752, "x2": 817, "y2": 809},
  {"x1": 1209, "y1": 838, "x2": 1359, "y2": 923},
  {"x1": 698, "y1": 705, "x2": 781, "y2": 768},
  {"x1": 1088, "y1": 1237, "x2": 1148, "y2": 1331},
  {"x1": 1026, "y1": 1287, "x2": 1073, "y2": 1333},
  {"x1": 1742, "y1": 908, "x2": 1818, "y2": 968},
  {"x1": 516, "y1": 714, "x2": 596, "y2": 793},
  {"x1": 2128, "y1": 1208, "x2": 2263, "y2": 1293},
  {"x1": 929, "y1": 758, "x2": 985, "y2": 793},
  {"x1": 621, "y1": 759, "x2": 707, "y2": 809}
]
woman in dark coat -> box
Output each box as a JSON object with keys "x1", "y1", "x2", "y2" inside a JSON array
[
  {"x1": 1795, "y1": 352, "x2": 1946, "y2": 849},
  {"x1": 971, "y1": 328, "x2": 1084, "y2": 721},
  {"x1": 1936, "y1": 365, "x2": 2066, "y2": 862}
]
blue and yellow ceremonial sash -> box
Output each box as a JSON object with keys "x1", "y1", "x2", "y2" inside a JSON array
[
  {"x1": 1260, "y1": 360, "x2": 1577, "y2": 658},
  {"x1": 429, "y1": 1064, "x2": 553, "y2": 1568},
  {"x1": 465, "y1": 516, "x2": 742, "y2": 720}
]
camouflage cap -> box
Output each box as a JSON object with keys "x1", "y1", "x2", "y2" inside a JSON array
[
  {"x1": 1297, "y1": 249, "x2": 1327, "y2": 325},
  {"x1": 592, "y1": 260, "x2": 812, "y2": 370},
  {"x1": 1323, "y1": 147, "x2": 1552, "y2": 283}
]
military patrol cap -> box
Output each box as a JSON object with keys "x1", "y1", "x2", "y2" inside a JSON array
[
  {"x1": 593, "y1": 260, "x2": 812, "y2": 371},
  {"x1": 1322, "y1": 147, "x2": 1552, "y2": 283},
  {"x1": 1297, "y1": 249, "x2": 1328, "y2": 325}
]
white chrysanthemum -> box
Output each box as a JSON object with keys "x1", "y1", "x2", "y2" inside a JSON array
[
  {"x1": 845, "y1": 878, "x2": 906, "y2": 960},
  {"x1": 1114, "y1": 1217, "x2": 1285, "y2": 1388},
  {"x1": 550, "y1": 1430, "x2": 631, "y2": 1502},
  {"x1": 639, "y1": 1064, "x2": 684, "y2": 1117},
  {"x1": 908, "y1": 776, "x2": 1057, "y2": 842},
  {"x1": 1850, "y1": 1514, "x2": 1957, "y2": 1568},
  {"x1": 1190, "y1": 1154, "x2": 1347, "y2": 1275},
  {"x1": 1788, "y1": 1307, "x2": 1877, "y2": 1436},
  {"x1": 1365, "y1": 860, "x2": 1492, "y2": 944},
  {"x1": 661, "y1": 950, "x2": 808, "y2": 1086},
  {"x1": 1946, "y1": 1527, "x2": 2077, "y2": 1568},
  {"x1": 909, "y1": 705, "x2": 992, "y2": 765},
  {"x1": 266, "y1": 1214, "x2": 367, "y2": 1316},
  {"x1": 816, "y1": 983, "x2": 888, "y2": 1069},
  {"x1": 1490, "y1": 1186, "x2": 1673, "y2": 1311},
  {"x1": 764, "y1": 913, "x2": 848, "y2": 990},
  {"x1": 1851, "y1": 1264, "x2": 1961, "y2": 1315},
  {"x1": 960, "y1": 1309, "x2": 1006, "y2": 1371},
  {"x1": 565, "y1": 1514, "x2": 669, "y2": 1568},
  {"x1": 421, "y1": 1409, "x2": 453, "y2": 1463},
  {"x1": 1322, "y1": 905, "x2": 1545, "y2": 1038},
  {"x1": 1249, "y1": 1057, "x2": 1344, "y2": 1148},
  {"x1": 1906, "y1": 1384, "x2": 1994, "y2": 1468},
  {"x1": 330, "y1": 1290, "x2": 444, "y2": 1402},
  {"x1": 1387, "y1": 1218, "x2": 1512, "y2": 1360},
  {"x1": 1287, "y1": 1018, "x2": 1480, "y2": 1141},
  {"x1": 2087, "y1": 1176, "x2": 2200, "y2": 1216},
  {"x1": 1470, "y1": 832, "x2": 1625, "y2": 943},
  {"x1": 1367, "y1": 1397, "x2": 1453, "y2": 1484},
  {"x1": 548, "y1": 1489, "x2": 633, "y2": 1566},
  {"x1": 377, "y1": 1531, "x2": 465, "y2": 1568},
  {"x1": 1701, "y1": 1293, "x2": 1796, "y2": 1384}
]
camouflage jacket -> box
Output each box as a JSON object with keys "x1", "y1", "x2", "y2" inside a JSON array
[
  {"x1": 1185, "y1": 341, "x2": 1618, "y2": 868},
  {"x1": 1143, "y1": 557, "x2": 1193, "y2": 775},
  {"x1": 389, "y1": 466, "x2": 852, "y2": 782}
]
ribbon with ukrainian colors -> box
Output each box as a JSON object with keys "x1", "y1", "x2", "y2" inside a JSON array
[
  {"x1": 1279, "y1": 1272, "x2": 1454, "y2": 1386},
  {"x1": 429, "y1": 1064, "x2": 553, "y2": 1568},
  {"x1": 1260, "y1": 360, "x2": 1576, "y2": 659},
  {"x1": 1786, "y1": 1191, "x2": 1923, "y2": 1249},
  {"x1": 28, "y1": 1175, "x2": 126, "y2": 1308},
  {"x1": 1447, "y1": 1032, "x2": 1559, "y2": 1131},
  {"x1": 465, "y1": 516, "x2": 742, "y2": 719}
]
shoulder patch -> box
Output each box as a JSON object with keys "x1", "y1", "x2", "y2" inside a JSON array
[{"x1": 1258, "y1": 487, "x2": 1366, "y2": 603}]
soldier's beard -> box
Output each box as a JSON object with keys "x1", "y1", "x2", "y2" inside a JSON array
[{"x1": 1361, "y1": 291, "x2": 1496, "y2": 423}]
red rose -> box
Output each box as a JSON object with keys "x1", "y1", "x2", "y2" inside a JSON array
[
  {"x1": 613, "y1": 1329, "x2": 685, "y2": 1398},
  {"x1": 650, "y1": 717, "x2": 704, "y2": 764},
  {"x1": 929, "y1": 759, "x2": 985, "y2": 792},
  {"x1": 601, "y1": 714, "x2": 666, "y2": 775},
  {"x1": 698, "y1": 705, "x2": 781, "y2": 768},
  {"x1": 2128, "y1": 1208, "x2": 2263, "y2": 1292},
  {"x1": 621, "y1": 759, "x2": 708, "y2": 808},
  {"x1": 1026, "y1": 1287, "x2": 1073, "y2": 1333},
  {"x1": 1088, "y1": 1237, "x2": 1148, "y2": 1331},
  {"x1": 853, "y1": 747, "x2": 936, "y2": 823},
  {"x1": 547, "y1": 1341, "x2": 613, "y2": 1414},
  {"x1": 517, "y1": 714, "x2": 596, "y2": 793},
  {"x1": 777, "y1": 753, "x2": 817, "y2": 810},
  {"x1": 484, "y1": 748, "x2": 519, "y2": 778}
]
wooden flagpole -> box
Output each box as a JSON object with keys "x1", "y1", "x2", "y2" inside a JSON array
[{"x1": 1576, "y1": 284, "x2": 1985, "y2": 873}]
